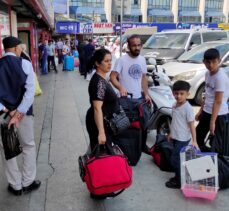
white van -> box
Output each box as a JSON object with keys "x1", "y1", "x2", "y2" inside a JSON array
[{"x1": 142, "y1": 28, "x2": 229, "y2": 65}]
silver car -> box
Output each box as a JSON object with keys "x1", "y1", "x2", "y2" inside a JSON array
[{"x1": 160, "y1": 41, "x2": 229, "y2": 105}]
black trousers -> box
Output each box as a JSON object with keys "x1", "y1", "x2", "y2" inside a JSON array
[
  {"x1": 86, "y1": 108, "x2": 113, "y2": 151},
  {"x1": 48, "y1": 56, "x2": 57, "y2": 72},
  {"x1": 196, "y1": 111, "x2": 229, "y2": 155}
]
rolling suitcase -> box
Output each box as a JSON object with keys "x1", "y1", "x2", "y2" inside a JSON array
[
  {"x1": 114, "y1": 128, "x2": 142, "y2": 166},
  {"x1": 63, "y1": 55, "x2": 74, "y2": 71}
]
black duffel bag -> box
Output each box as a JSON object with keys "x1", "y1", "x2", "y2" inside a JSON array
[
  {"x1": 1, "y1": 123, "x2": 22, "y2": 160},
  {"x1": 218, "y1": 155, "x2": 229, "y2": 189},
  {"x1": 150, "y1": 134, "x2": 174, "y2": 172}
]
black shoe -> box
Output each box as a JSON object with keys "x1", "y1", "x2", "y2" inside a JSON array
[
  {"x1": 142, "y1": 145, "x2": 151, "y2": 155},
  {"x1": 23, "y1": 180, "x2": 41, "y2": 194},
  {"x1": 8, "y1": 185, "x2": 22, "y2": 196},
  {"x1": 165, "y1": 180, "x2": 181, "y2": 189}
]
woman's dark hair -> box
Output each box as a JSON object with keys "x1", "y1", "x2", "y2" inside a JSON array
[
  {"x1": 204, "y1": 48, "x2": 220, "y2": 60},
  {"x1": 173, "y1": 80, "x2": 190, "y2": 92},
  {"x1": 89, "y1": 48, "x2": 111, "y2": 70}
]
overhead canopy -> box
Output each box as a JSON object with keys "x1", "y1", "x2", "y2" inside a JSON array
[
  {"x1": 148, "y1": 9, "x2": 173, "y2": 17},
  {"x1": 179, "y1": 11, "x2": 200, "y2": 17},
  {"x1": 205, "y1": 11, "x2": 225, "y2": 17}
]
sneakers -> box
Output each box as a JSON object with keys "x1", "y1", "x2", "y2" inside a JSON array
[{"x1": 165, "y1": 179, "x2": 181, "y2": 189}]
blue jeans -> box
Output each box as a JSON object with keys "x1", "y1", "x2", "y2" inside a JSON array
[
  {"x1": 41, "y1": 57, "x2": 47, "y2": 74},
  {"x1": 171, "y1": 139, "x2": 190, "y2": 181}
]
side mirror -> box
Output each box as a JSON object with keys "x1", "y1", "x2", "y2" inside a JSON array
[{"x1": 148, "y1": 58, "x2": 157, "y2": 65}]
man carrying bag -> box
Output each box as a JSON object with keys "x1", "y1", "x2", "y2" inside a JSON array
[{"x1": 0, "y1": 36, "x2": 40, "y2": 196}]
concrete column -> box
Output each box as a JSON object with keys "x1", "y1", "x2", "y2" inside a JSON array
[
  {"x1": 104, "y1": 0, "x2": 112, "y2": 22},
  {"x1": 199, "y1": 0, "x2": 205, "y2": 23},
  {"x1": 223, "y1": 0, "x2": 229, "y2": 23},
  {"x1": 141, "y1": 0, "x2": 148, "y2": 23},
  {"x1": 172, "y1": 0, "x2": 179, "y2": 23},
  {"x1": 10, "y1": 10, "x2": 18, "y2": 37}
]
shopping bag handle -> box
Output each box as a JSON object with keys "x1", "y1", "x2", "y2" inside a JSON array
[{"x1": 95, "y1": 143, "x2": 115, "y2": 157}]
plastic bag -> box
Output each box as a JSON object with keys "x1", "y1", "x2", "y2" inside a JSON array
[
  {"x1": 34, "y1": 74, "x2": 42, "y2": 96},
  {"x1": 1, "y1": 123, "x2": 22, "y2": 160}
]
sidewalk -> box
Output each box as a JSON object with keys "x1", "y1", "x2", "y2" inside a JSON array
[{"x1": 0, "y1": 68, "x2": 228, "y2": 211}]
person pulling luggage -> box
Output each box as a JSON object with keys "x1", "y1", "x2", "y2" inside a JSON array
[{"x1": 110, "y1": 34, "x2": 152, "y2": 155}]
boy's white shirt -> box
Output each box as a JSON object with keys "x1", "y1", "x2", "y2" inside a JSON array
[
  {"x1": 204, "y1": 68, "x2": 229, "y2": 115},
  {"x1": 170, "y1": 101, "x2": 195, "y2": 142}
]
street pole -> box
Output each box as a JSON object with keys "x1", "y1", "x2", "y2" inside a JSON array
[
  {"x1": 120, "y1": 0, "x2": 123, "y2": 57},
  {"x1": 92, "y1": 10, "x2": 95, "y2": 40}
]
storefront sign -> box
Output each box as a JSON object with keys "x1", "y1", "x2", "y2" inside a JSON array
[
  {"x1": 93, "y1": 23, "x2": 113, "y2": 34},
  {"x1": 55, "y1": 22, "x2": 80, "y2": 34}
]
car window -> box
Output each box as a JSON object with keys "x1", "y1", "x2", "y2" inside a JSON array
[
  {"x1": 143, "y1": 33, "x2": 189, "y2": 49},
  {"x1": 202, "y1": 32, "x2": 227, "y2": 42},
  {"x1": 178, "y1": 43, "x2": 229, "y2": 63},
  {"x1": 190, "y1": 33, "x2": 201, "y2": 46}
]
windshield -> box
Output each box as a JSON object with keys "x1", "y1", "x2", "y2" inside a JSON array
[
  {"x1": 143, "y1": 33, "x2": 189, "y2": 49},
  {"x1": 178, "y1": 43, "x2": 229, "y2": 63}
]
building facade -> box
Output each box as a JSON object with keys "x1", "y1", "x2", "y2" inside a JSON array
[
  {"x1": 0, "y1": 0, "x2": 54, "y2": 72},
  {"x1": 69, "y1": 0, "x2": 229, "y2": 24}
]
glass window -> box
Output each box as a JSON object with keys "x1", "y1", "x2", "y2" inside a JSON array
[
  {"x1": 143, "y1": 33, "x2": 190, "y2": 49},
  {"x1": 148, "y1": 16, "x2": 173, "y2": 23},
  {"x1": 69, "y1": 0, "x2": 104, "y2": 7},
  {"x1": 148, "y1": 0, "x2": 172, "y2": 10},
  {"x1": 205, "y1": 0, "x2": 223, "y2": 11},
  {"x1": 202, "y1": 32, "x2": 227, "y2": 42},
  {"x1": 179, "y1": 16, "x2": 201, "y2": 23},
  {"x1": 190, "y1": 33, "x2": 201, "y2": 47},
  {"x1": 205, "y1": 16, "x2": 225, "y2": 23},
  {"x1": 178, "y1": 43, "x2": 229, "y2": 63},
  {"x1": 178, "y1": 0, "x2": 199, "y2": 11}
]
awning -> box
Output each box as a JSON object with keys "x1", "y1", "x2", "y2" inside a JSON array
[
  {"x1": 76, "y1": 7, "x2": 105, "y2": 14},
  {"x1": 129, "y1": 8, "x2": 142, "y2": 16},
  {"x1": 179, "y1": 11, "x2": 200, "y2": 17},
  {"x1": 148, "y1": 9, "x2": 173, "y2": 17},
  {"x1": 205, "y1": 11, "x2": 225, "y2": 17}
]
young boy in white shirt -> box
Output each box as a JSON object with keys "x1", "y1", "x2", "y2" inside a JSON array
[
  {"x1": 196, "y1": 48, "x2": 229, "y2": 154},
  {"x1": 166, "y1": 81, "x2": 198, "y2": 189}
]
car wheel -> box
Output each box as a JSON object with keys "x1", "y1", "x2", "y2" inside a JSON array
[
  {"x1": 195, "y1": 84, "x2": 205, "y2": 105},
  {"x1": 156, "y1": 116, "x2": 171, "y2": 136}
]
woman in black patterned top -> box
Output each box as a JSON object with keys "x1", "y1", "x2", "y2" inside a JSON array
[{"x1": 86, "y1": 49, "x2": 120, "y2": 151}]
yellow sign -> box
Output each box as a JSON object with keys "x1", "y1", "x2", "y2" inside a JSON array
[{"x1": 218, "y1": 23, "x2": 229, "y2": 30}]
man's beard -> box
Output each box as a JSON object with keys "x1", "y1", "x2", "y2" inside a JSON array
[{"x1": 129, "y1": 49, "x2": 140, "y2": 57}]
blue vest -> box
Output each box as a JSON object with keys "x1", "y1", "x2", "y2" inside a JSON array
[{"x1": 0, "y1": 55, "x2": 33, "y2": 115}]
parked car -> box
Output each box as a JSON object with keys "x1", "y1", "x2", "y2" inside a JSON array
[
  {"x1": 159, "y1": 41, "x2": 229, "y2": 105},
  {"x1": 142, "y1": 28, "x2": 229, "y2": 66}
]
